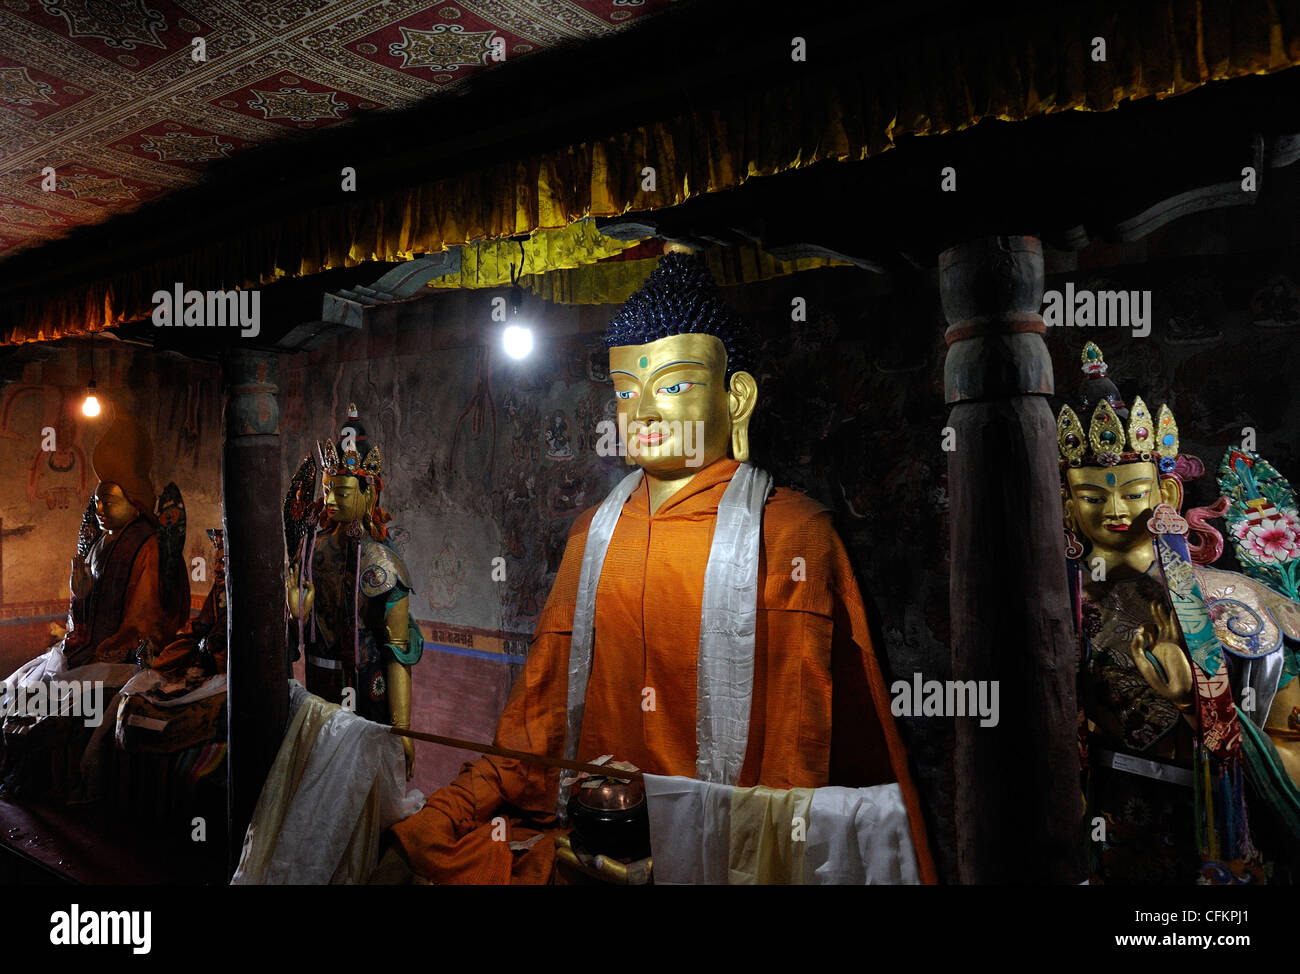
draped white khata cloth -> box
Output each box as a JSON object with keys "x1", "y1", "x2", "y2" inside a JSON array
[
  {"x1": 232, "y1": 680, "x2": 424, "y2": 885},
  {"x1": 644, "y1": 774, "x2": 921, "y2": 885}
]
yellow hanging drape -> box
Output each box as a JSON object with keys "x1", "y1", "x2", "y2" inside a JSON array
[
  {"x1": 518, "y1": 242, "x2": 852, "y2": 306},
  {"x1": 425, "y1": 219, "x2": 644, "y2": 291}
]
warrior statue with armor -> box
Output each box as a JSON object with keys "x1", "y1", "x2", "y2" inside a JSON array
[{"x1": 285, "y1": 405, "x2": 422, "y2": 778}]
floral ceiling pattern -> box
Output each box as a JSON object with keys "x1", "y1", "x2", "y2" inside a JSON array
[{"x1": 0, "y1": 0, "x2": 674, "y2": 259}]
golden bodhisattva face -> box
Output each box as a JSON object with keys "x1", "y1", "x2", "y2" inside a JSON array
[
  {"x1": 1065, "y1": 461, "x2": 1183, "y2": 579},
  {"x1": 93, "y1": 481, "x2": 137, "y2": 534},
  {"x1": 608, "y1": 332, "x2": 757, "y2": 480},
  {"x1": 324, "y1": 474, "x2": 372, "y2": 526}
]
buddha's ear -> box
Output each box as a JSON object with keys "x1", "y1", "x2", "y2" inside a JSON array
[
  {"x1": 728, "y1": 370, "x2": 758, "y2": 463},
  {"x1": 1062, "y1": 494, "x2": 1077, "y2": 531},
  {"x1": 1158, "y1": 475, "x2": 1183, "y2": 510}
]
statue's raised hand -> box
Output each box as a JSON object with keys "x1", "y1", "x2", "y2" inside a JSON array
[
  {"x1": 69, "y1": 555, "x2": 92, "y2": 601},
  {"x1": 1129, "y1": 600, "x2": 1195, "y2": 714},
  {"x1": 285, "y1": 562, "x2": 314, "y2": 620}
]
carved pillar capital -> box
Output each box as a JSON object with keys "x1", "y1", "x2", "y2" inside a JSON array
[
  {"x1": 224, "y1": 349, "x2": 280, "y2": 439},
  {"x1": 940, "y1": 235, "x2": 1053, "y2": 403}
]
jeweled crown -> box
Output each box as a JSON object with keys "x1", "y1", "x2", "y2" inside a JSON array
[
  {"x1": 317, "y1": 402, "x2": 383, "y2": 481},
  {"x1": 1056, "y1": 342, "x2": 1180, "y2": 470}
]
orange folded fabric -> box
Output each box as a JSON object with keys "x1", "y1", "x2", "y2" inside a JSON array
[{"x1": 392, "y1": 458, "x2": 936, "y2": 884}]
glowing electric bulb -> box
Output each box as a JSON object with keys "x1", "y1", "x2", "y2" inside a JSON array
[
  {"x1": 503, "y1": 324, "x2": 534, "y2": 360},
  {"x1": 82, "y1": 379, "x2": 100, "y2": 417}
]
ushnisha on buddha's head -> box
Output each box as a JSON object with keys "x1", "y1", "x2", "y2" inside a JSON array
[
  {"x1": 317, "y1": 403, "x2": 391, "y2": 541},
  {"x1": 603, "y1": 249, "x2": 758, "y2": 482},
  {"x1": 1058, "y1": 342, "x2": 1217, "y2": 579}
]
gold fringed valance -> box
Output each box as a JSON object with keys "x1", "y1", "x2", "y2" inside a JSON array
[{"x1": 4, "y1": 0, "x2": 1299, "y2": 344}]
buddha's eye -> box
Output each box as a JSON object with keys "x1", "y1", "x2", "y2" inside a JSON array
[
  {"x1": 1080, "y1": 496, "x2": 1104, "y2": 505},
  {"x1": 656, "y1": 381, "x2": 695, "y2": 395},
  {"x1": 1124, "y1": 492, "x2": 1146, "y2": 500},
  {"x1": 615, "y1": 389, "x2": 638, "y2": 400}
]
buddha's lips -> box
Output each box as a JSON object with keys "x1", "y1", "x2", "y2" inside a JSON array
[
  {"x1": 635, "y1": 431, "x2": 667, "y2": 444},
  {"x1": 1104, "y1": 523, "x2": 1130, "y2": 532}
]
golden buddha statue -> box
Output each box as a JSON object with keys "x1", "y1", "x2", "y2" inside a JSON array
[
  {"x1": 285, "y1": 405, "x2": 421, "y2": 778},
  {"x1": 1059, "y1": 342, "x2": 1300, "y2": 884},
  {"x1": 391, "y1": 249, "x2": 935, "y2": 884}
]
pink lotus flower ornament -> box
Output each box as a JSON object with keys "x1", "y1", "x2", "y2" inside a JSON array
[{"x1": 1242, "y1": 513, "x2": 1300, "y2": 565}]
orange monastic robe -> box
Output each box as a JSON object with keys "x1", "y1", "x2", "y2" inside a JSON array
[
  {"x1": 393, "y1": 458, "x2": 936, "y2": 883},
  {"x1": 65, "y1": 525, "x2": 188, "y2": 667},
  {"x1": 95, "y1": 537, "x2": 183, "y2": 663}
]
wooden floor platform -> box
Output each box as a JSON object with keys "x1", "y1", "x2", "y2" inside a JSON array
[{"x1": 0, "y1": 795, "x2": 228, "y2": 885}]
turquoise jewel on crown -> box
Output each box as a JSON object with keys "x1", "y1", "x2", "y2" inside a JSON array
[{"x1": 1162, "y1": 434, "x2": 1174, "y2": 446}]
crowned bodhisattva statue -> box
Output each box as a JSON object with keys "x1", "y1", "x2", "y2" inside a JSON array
[
  {"x1": 285, "y1": 405, "x2": 423, "y2": 778},
  {"x1": 1059, "y1": 343, "x2": 1300, "y2": 884}
]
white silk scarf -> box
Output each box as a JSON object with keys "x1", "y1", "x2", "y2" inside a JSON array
[{"x1": 643, "y1": 774, "x2": 921, "y2": 885}]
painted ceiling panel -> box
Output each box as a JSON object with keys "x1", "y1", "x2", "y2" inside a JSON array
[{"x1": 0, "y1": 0, "x2": 676, "y2": 258}]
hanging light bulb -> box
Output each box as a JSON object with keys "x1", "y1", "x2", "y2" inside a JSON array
[
  {"x1": 82, "y1": 330, "x2": 101, "y2": 417},
  {"x1": 503, "y1": 323, "x2": 533, "y2": 360},
  {"x1": 502, "y1": 241, "x2": 534, "y2": 361},
  {"x1": 82, "y1": 380, "x2": 101, "y2": 417}
]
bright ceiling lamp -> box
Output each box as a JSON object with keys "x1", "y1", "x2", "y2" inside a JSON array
[
  {"x1": 503, "y1": 240, "x2": 534, "y2": 361},
  {"x1": 82, "y1": 330, "x2": 101, "y2": 417},
  {"x1": 503, "y1": 323, "x2": 533, "y2": 360}
]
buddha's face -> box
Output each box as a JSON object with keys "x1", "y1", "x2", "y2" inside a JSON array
[
  {"x1": 324, "y1": 474, "x2": 372, "y2": 526},
  {"x1": 93, "y1": 482, "x2": 137, "y2": 534},
  {"x1": 1064, "y1": 461, "x2": 1181, "y2": 556},
  {"x1": 608, "y1": 333, "x2": 755, "y2": 478}
]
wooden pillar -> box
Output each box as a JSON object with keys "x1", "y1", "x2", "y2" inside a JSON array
[
  {"x1": 941, "y1": 236, "x2": 1082, "y2": 884},
  {"x1": 222, "y1": 349, "x2": 287, "y2": 874}
]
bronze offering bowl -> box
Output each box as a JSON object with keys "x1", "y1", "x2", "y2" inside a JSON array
[{"x1": 566, "y1": 775, "x2": 651, "y2": 861}]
